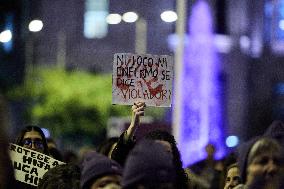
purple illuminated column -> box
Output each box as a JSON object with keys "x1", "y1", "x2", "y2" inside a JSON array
[{"x1": 178, "y1": 0, "x2": 225, "y2": 166}]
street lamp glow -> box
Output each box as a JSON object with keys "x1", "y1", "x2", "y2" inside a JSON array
[
  {"x1": 279, "y1": 20, "x2": 284, "y2": 30},
  {"x1": 29, "y1": 20, "x2": 43, "y2": 32},
  {"x1": 0, "y1": 30, "x2": 12, "y2": 43},
  {"x1": 122, "y1": 12, "x2": 138, "y2": 23},
  {"x1": 106, "y1": 14, "x2": 122, "y2": 24},
  {"x1": 226, "y1": 135, "x2": 239, "y2": 148},
  {"x1": 160, "y1": 10, "x2": 177, "y2": 22}
]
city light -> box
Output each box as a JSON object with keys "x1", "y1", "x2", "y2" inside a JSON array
[
  {"x1": 106, "y1": 14, "x2": 122, "y2": 24},
  {"x1": 240, "y1": 35, "x2": 250, "y2": 51},
  {"x1": 226, "y1": 136, "x2": 239, "y2": 148},
  {"x1": 279, "y1": 20, "x2": 284, "y2": 30},
  {"x1": 160, "y1": 10, "x2": 177, "y2": 22},
  {"x1": 29, "y1": 20, "x2": 43, "y2": 32},
  {"x1": 122, "y1": 12, "x2": 139, "y2": 23},
  {"x1": 0, "y1": 30, "x2": 12, "y2": 43}
]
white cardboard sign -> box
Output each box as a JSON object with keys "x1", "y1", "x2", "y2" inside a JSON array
[
  {"x1": 112, "y1": 53, "x2": 173, "y2": 107},
  {"x1": 9, "y1": 143, "x2": 65, "y2": 186}
]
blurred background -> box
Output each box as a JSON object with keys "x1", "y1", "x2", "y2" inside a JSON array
[{"x1": 0, "y1": 0, "x2": 284, "y2": 165}]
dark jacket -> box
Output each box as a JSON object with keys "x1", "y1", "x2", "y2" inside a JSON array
[
  {"x1": 111, "y1": 131, "x2": 136, "y2": 167},
  {"x1": 111, "y1": 131, "x2": 189, "y2": 189}
]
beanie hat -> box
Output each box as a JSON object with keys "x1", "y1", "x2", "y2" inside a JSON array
[
  {"x1": 80, "y1": 151, "x2": 122, "y2": 189},
  {"x1": 122, "y1": 139, "x2": 176, "y2": 188}
]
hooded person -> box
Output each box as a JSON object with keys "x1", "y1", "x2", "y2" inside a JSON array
[
  {"x1": 263, "y1": 120, "x2": 284, "y2": 147},
  {"x1": 122, "y1": 139, "x2": 176, "y2": 189},
  {"x1": 236, "y1": 137, "x2": 284, "y2": 189},
  {"x1": 80, "y1": 151, "x2": 123, "y2": 189}
]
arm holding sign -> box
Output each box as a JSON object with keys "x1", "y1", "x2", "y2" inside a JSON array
[
  {"x1": 111, "y1": 102, "x2": 146, "y2": 166},
  {"x1": 124, "y1": 102, "x2": 146, "y2": 141}
]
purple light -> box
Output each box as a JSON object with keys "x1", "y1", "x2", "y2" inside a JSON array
[{"x1": 179, "y1": 0, "x2": 226, "y2": 166}]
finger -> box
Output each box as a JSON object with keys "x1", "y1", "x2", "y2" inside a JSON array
[
  {"x1": 132, "y1": 103, "x2": 138, "y2": 110},
  {"x1": 136, "y1": 111, "x2": 145, "y2": 116},
  {"x1": 136, "y1": 106, "x2": 145, "y2": 112},
  {"x1": 140, "y1": 102, "x2": 146, "y2": 107},
  {"x1": 135, "y1": 102, "x2": 145, "y2": 107}
]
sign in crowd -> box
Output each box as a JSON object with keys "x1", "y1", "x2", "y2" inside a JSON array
[
  {"x1": 7, "y1": 53, "x2": 174, "y2": 186},
  {"x1": 9, "y1": 143, "x2": 65, "y2": 186},
  {"x1": 112, "y1": 53, "x2": 173, "y2": 107}
]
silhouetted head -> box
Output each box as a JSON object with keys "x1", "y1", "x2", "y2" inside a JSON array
[
  {"x1": 38, "y1": 164, "x2": 81, "y2": 189},
  {"x1": 144, "y1": 130, "x2": 188, "y2": 189}
]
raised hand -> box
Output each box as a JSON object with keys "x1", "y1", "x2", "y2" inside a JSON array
[{"x1": 125, "y1": 102, "x2": 146, "y2": 141}]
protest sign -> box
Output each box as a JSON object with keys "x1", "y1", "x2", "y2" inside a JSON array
[
  {"x1": 9, "y1": 143, "x2": 65, "y2": 186},
  {"x1": 112, "y1": 53, "x2": 173, "y2": 107}
]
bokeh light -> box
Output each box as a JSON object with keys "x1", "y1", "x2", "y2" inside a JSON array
[
  {"x1": 122, "y1": 12, "x2": 138, "y2": 23},
  {"x1": 28, "y1": 20, "x2": 43, "y2": 32},
  {"x1": 160, "y1": 10, "x2": 177, "y2": 22},
  {"x1": 0, "y1": 30, "x2": 12, "y2": 43},
  {"x1": 106, "y1": 14, "x2": 122, "y2": 24},
  {"x1": 226, "y1": 135, "x2": 239, "y2": 148}
]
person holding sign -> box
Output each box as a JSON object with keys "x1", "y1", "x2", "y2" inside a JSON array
[
  {"x1": 13, "y1": 125, "x2": 50, "y2": 189},
  {"x1": 15, "y1": 125, "x2": 49, "y2": 155},
  {"x1": 111, "y1": 102, "x2": 189, "y2": 189},
  {"x1": 111, "y1": 102, "x2": 146, "y2": 166}
]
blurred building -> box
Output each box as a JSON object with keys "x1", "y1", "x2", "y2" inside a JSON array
[{"x1": 28, "y1": 0, "x2": 175, "y2": 72}]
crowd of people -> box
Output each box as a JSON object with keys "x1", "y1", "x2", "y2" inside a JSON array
[{"x1": 0, "y1": 101, "x2": 284, "y2": 189}]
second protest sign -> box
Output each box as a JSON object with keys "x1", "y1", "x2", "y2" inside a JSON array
[{"x1": 9, "y1": 143, "x2": 65, "y2": 186}]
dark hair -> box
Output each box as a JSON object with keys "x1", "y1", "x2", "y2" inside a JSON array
[
  {"x1": 38, "y1": 164, "x2": 81, "y2": 189},
  {"x1": 49, "y1": 147, "x2": 63, "y2": 161},
  {"x1": 97, "y1": 137, "x2": 119, "y2": 157},
  {"x1": 225, "y1": 163, "x2": 239, "y2": 178},
  {"x1": 63, "y1": 151, "x2": 78, "y2": 164},
  {"x1": 15, "y1": 125, "x2": 49, "y2": 155},
  {"x1": 144, "y1": 130, "x2": 188, "y2": 189}
]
